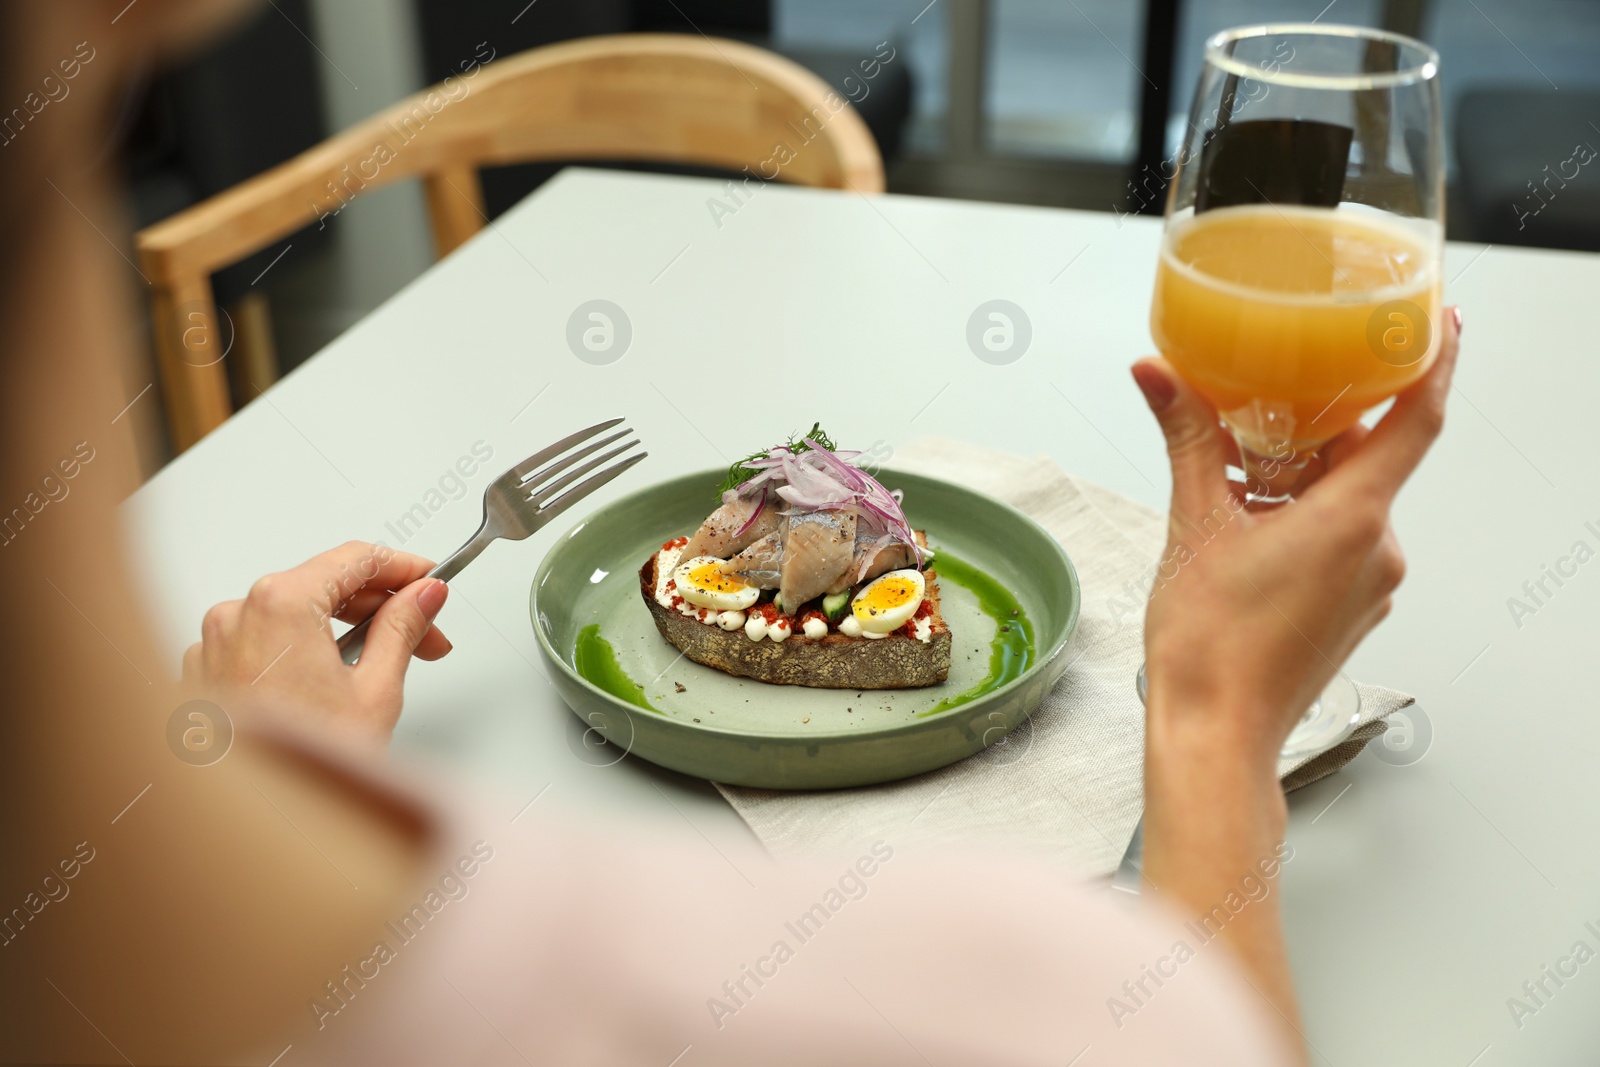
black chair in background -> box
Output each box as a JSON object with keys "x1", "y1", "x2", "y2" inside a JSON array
[{"x1": 1454, "y1": 88, "x2": 1600, "y2": 253}]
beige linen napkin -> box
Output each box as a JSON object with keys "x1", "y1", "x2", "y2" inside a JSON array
[{"x1": 713, "y1": 438, "x2": 1410, "y2": 879}]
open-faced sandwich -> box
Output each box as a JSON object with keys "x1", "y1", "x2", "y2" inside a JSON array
[{"x1": 640, "y1": 427, "x2": 951, "y2": 688}]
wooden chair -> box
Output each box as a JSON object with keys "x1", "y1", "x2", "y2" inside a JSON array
[{"x1": 135, "y1": 33, "x2": 884, "y2": 452}]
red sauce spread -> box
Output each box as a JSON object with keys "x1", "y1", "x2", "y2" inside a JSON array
[
  {"x1": 750, "y1": 602, "x2": 785, "y2": 624},
  {"x1": 662, "y1": 536, "x2": 689, "y2": 551}
]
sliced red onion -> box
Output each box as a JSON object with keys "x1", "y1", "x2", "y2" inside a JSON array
[
  {"x1": 800, "y1": 438, "x2": 921, "y2": 565},
  {"x1": 722, "y1": 437, "x2": 921, "y2": 567}
]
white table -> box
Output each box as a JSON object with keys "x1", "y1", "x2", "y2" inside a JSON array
[{"x1": 126, "y1": 169, "x2": 1600, "y2": 1066}]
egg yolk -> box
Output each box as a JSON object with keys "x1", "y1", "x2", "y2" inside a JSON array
[
  {"x1": 857, "y1": 575, "x2": 918, "y2": 617},
  {"x1": 687, "y1": 562, "x2": 749, "y2": 594}
]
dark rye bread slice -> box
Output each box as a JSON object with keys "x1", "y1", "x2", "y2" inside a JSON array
[{"x1": 639, "y1": 554, "x2": 953, "y2": 689}]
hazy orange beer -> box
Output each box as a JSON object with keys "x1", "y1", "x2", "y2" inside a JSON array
[{"x1": 1151, "y1": 203, "x2": 1441, "y2": 457}]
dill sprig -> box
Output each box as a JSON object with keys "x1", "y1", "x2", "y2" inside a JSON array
[{"x1": 718, "y1": 422, "x2": 837, "y2": 495}]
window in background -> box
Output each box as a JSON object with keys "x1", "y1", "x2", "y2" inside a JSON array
[
  {"x1": 981, "y1": 0, "x2": 1144, "y2": 161},
  {"x1": 773, "y1": 0, "x2": 949, "y2": 153},
  {"x1": 1168, "y1": 0, "x2": 1383, "y2": 155},
  {"x1": 1423, "y1": 0, "x2": 1600, "y2": 175}
]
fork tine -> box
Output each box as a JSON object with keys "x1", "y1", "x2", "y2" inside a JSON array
[
  {"x1": 530, "y1": 439, "x2": 641, "y2": 505},
  {"x1": 532, "y1": 451, "x2": 647, "y2": 525},
  {"x1": 509, "y1": 417, "x2": 625, "y2": 481},
  {"x1": 518, "y1": 428, "x2": 631, "y2": 490}
]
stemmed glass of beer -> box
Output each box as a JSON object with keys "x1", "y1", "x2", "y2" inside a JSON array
[
  {"x1": 1147, "y1": 24, "x2": 1443, "y2": 756},
  {"x1": 1151, "y1": 23, "x2": 1444, "y2": 505}
]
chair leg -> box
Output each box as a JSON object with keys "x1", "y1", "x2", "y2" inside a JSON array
[
  {"x1": 424, "y1": 165, "x2": 487, "y2": 257},
  {"x1": 151, "y1": 275, "x2": 234, "y2": 453},
  {"x1": 226, "y1": 291, "x2": 281, "y2": 405}
]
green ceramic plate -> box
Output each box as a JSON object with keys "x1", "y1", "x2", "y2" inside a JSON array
[{"x1": 530, "y1": 468, "x2": 1080, "y2": 789}]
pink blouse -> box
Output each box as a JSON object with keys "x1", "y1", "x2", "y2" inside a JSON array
[{"x1": 275, "y1": 750, "x2": 1291, "y2": 1067}]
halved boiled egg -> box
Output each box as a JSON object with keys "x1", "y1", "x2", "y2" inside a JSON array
[
  {"x1": 673, "y1": 555, "x2": 760, "y2": 611},
  {"x1": 851, "y1": 568, "x2": 925, "y2": 634}
]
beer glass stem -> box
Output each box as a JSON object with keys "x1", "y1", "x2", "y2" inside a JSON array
[{"x1": 1237, "y1": 437, "x2": 1311, "y2": 506}]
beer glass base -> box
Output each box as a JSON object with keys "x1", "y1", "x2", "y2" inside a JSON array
[{"x1": 1236, "y1": 440, "x2": 1312, "y2": 505}]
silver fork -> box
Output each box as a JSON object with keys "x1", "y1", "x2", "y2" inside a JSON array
[{"x1": 337, "y1": 417, "x2": 646, "y2": 664}]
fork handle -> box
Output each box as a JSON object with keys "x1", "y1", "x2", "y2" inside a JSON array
[{"x1": 337, "y1": 531, "x2": 492, "y2": 666}]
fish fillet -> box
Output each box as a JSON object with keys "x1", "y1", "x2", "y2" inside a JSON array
[{"x1": 680, "y1": 495, "x2": 779, "y2": 561}]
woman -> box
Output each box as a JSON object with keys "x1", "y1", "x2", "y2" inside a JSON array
[{"x1": 0, "y1": 3, "x2": 1456, "y2": 1063}]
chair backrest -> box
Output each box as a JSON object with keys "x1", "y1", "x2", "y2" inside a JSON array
[{"x1": 136, "y1": 33, "x2": 885, "y2": 451}]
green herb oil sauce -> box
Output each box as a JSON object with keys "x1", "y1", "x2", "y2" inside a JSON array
[
  {"x1": 574, "y1": 623, "x2": 658, "y2": 712},
  {"x1": 919, "y1": 549, "x2": 1035, "y2": 716}
]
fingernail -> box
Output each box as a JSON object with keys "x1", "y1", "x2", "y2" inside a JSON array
[
  {"x1": 1131, "y1": 361, "x2": 1176, "y2": 413},
  {"x1": 1451, "y1": 306, "x2": 1463, "y2": 335},
  {"x1": 418, "y1": 579, "x2": 448, "y2": 619}
]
